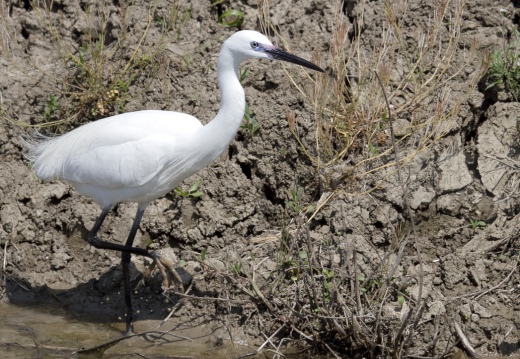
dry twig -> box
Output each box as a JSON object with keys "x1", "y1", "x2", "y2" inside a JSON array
[{"x1": 453, "y1": 321, "x2": 479, "y2": 359}]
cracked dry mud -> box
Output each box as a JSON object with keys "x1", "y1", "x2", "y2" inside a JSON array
[{"x1": 0, "y1": 0, "x2": 519, "y2": 358}]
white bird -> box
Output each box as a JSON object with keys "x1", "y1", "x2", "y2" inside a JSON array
[{"x1": 26, "y1": 30, "x2": 324, "y2": 335}]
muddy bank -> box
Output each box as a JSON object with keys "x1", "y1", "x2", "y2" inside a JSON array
[{"x1": 0, "y1": 0, "x2": 519, "y2": 357}]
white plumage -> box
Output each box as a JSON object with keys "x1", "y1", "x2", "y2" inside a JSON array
[
  {"x1": 30, "y1": 110, "x2": 211, "y2": 206},
  {"x1": 26, "y1": 30, "x2": 324, "y2": 334}
]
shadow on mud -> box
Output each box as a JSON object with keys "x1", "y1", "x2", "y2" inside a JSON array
[
  {"x1": 2, "y1": 267, "x2": 248, "y2": 358},
  {"x1": 5, "y1": 261, "x2": 186, "y2": 328}
]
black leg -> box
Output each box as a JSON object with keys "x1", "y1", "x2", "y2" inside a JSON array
[
  {"x1": 121, "y1": 207, "x2": 145, "y2": 335},
  {"x1": 86, "y1": 205, "x2": 151, "y2": 334},
  {"x1": 85, "y1": 205, "x2": 177, "y2": 334},
  {"x1": 87, "y1": 206, "x2": 152, "y2": 259}
]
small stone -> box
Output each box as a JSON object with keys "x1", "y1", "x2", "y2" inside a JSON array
[
  {"x1": 459, "y1": 303, "x2": 472, "y2": 320},
  {"x1": 204, "y1": 258, "x2": 225, "y2": 272},
  {"x1": 472, "y1": 302, "x2": 492, "y2": 318},
  {"x1": 410, "y1": 186, "x2": 435, "y2": 210},
  {"x1": 428, "y1": 301, "x2": 446, "y2": 316},
  {"x1": 176, "y1": 266, "x2": 192, "y2": 286},
  {"x1": 438, "y1": 142, "x2": 472, "y2": 192}
]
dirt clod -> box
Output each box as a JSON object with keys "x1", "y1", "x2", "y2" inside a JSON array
[{"x1": 1, "y1": 0, "x2": 519, "y2": 358}]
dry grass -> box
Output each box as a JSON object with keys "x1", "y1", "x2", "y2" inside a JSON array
[
  {"x1": 1, "y1": 0, "x2": 190, "y2": 132},
  {"x1": 252, "y1": 0, "x2": 488, "y2": 357},
  {"x1": 260, "y1": 0, "x2": 485, "y2": 193}
]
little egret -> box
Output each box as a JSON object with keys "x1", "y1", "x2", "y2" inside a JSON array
[{"x1": 26, "y1": 30, "x2": 324, "y2": 334}]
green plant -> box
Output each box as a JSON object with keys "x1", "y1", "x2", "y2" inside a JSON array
[
  {"x1": 173, "y1": 180, "x2": 203, "y2": 198},
  {"x1": 285, "y1": 188, "x2": 304, "y2": 213},
  {"x1": 273, "y1": 229, "x2": 299, "y2": 282},
  {"x1": 240, "y1": 103, "x2": 261, "y2": 137},
  {"x1": 286, "y1": 251, "x2": 308, "y2": 281},
  {"x1": 321, "y1": 269, "x2": 335, "y2": 302},
  {"x1": 485, "y1": 27, "x2": 520, "y2": 101},
  {"x1": 357, "y1": 274, "x2": 383, "y2": 297},
  {"x1": 368, "y1": 142, "x2": 378, "y2": 157},
  {"x1": 230, "y1": 262, "x2": 242, "y2": 276},
  {"x1": 154, "y1": 16, "x2": 166, "y2": 27},
  {"x1": 298, "y1": 250, "x2": 308, "y2": 261},
  {"x1": 219, "y1": 9, "x2": 244, "y2": 28},
  {"x1": 322, "y1": 269, "x2": 334, "y2": 280},
  {"x1": 469, "y1": 218, "x2": 487, "y2": 230},
  {"x1": 43, "y1": 94, "x2": 60, "y2": 122},
  {"x1": 239, "y1": 67, "x2": 249, "y2": 83},
  {"x1": 211, "y1": 0, "x2": 244, "y2": 28},
  {"x1": 358, "y1": 274, "x2": 366, "y2": 295},
  {"x1": 200, "y1": 247, "x2": 207, "y2": 261},
  {"x1": 285, "y1": 188, "x2": 315, "y2": 214},
  {"x1": 238, "y1": 69, "x2": 261, "y2": 137}
]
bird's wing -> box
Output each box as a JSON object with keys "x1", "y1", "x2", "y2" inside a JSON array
[
  {"x1": 62, "y1": 135, "x2": 173, "y2": 189},
  {"x1": 31, "y1": 111, "x2": 204, "y2": 188}
]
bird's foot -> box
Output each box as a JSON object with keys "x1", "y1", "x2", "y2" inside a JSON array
[
  {"x1": 125, "y1": 323, "x2": 135, "y2": 336},
  {"x1": 143, "y1": 252, "x2": 183, "y2": 292}
]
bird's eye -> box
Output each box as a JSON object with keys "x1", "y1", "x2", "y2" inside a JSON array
[{"x1": 250, "y1": 41, "x2": 259, "y2": 49}]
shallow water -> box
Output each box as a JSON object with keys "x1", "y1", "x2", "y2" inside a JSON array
[{"x1": 0, "y1": 302, "x2": 258, "y2": 358}]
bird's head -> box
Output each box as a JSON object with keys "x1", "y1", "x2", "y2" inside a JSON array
[{"x1": 223, "y1": 30, "x2": 324, "y2": 73}]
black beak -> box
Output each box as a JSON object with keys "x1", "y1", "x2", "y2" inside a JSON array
[{"x1": 265, "y1": 47, "x2": 325, "y2": 73}]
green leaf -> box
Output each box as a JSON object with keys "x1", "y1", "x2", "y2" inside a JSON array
[
  {"x1": 190, "y1": 180, "x2": 201, "y2": 192},
  {"x1": 218, "y1": 9, "x2": 244, "y2": 28},
  {"x1": 322, "y1": 269, "x2": 334, "y2": 279},
  {"x1": 190, "y1": 191, "x2": 203, "y2": 198},
  {"x1": 398, "y1": 295, "x2": 405, "y2": 305},
  {"x1": 231, "y1": 263, "x2": 242, "y2": 275},
  {"x1": 369, "y1": 142, "x2": 377, "y2": 155},
  {"x1": 239, "y1": 68, "x2": 249, "y2": 83},
  {"x1": 174, "y1": 187, "x2": 188, "y2": 197},
  {"x1": 299, "y1": 251, "x2": 307, "y2": 259},
  {"x1": 212, "y1": 0, "x2": 227, "y2": 5},
  {"x1": 201, "y1": 248, "x2": 206, "y2": 262}
]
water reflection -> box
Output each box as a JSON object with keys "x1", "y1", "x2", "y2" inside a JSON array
[{"x1": 0, "y1": 302, "x2": 257, "y2": 358}]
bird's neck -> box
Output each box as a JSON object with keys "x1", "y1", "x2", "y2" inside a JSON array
[{"x1": 198, "y1": 46, "x2": 246, "y2": 162}]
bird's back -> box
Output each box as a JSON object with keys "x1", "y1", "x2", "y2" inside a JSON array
[{"x1": 28, "y1": 110, "x2": 204, "y2": 206}]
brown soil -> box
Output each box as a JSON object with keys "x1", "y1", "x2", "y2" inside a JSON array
[{"x1": 1, "y1": 0, "x2": 519, "y2": 358}]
